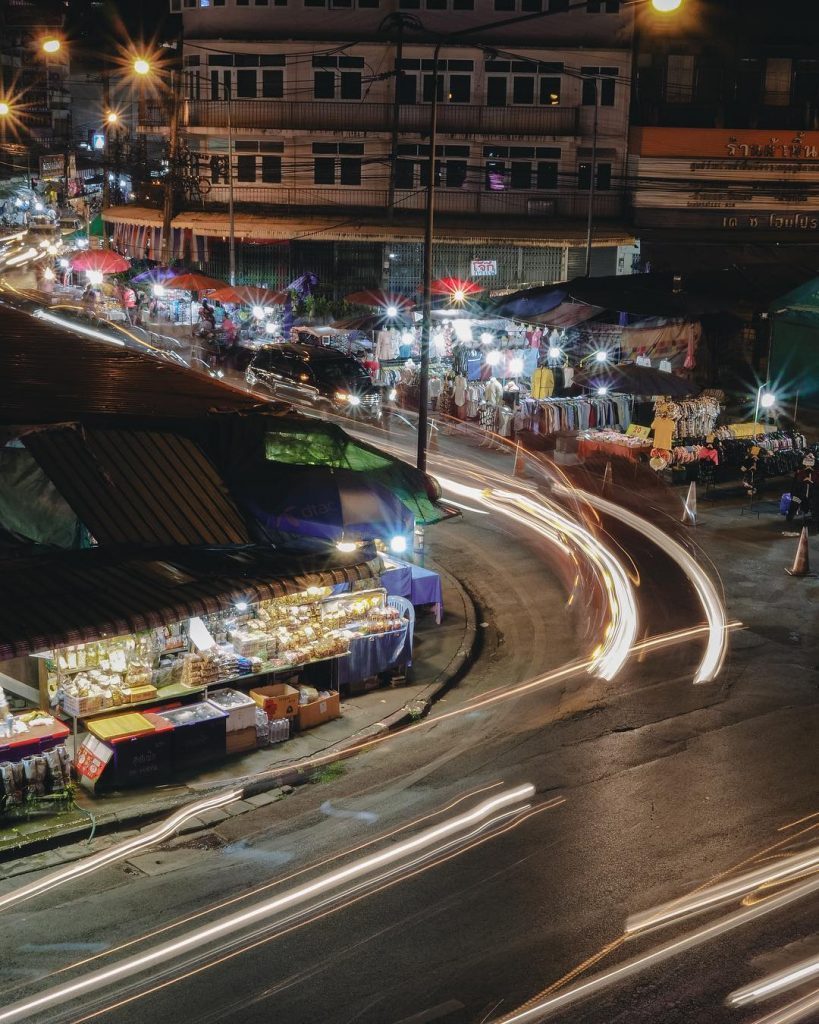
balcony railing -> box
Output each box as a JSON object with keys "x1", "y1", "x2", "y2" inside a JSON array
[
  {"x1": 175, "y1": 184, "x2": 622, "y2": 220},
  {"x1": 141, "y1": 100, "x2": 580, "y2": 137}
]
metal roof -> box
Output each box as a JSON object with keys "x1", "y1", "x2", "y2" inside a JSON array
[
  {"x1": 0, "y1": 546, "x2": 381, "y2": 661},
  {"x1": 0, "y1": 303, "x2": 265, "y2": 424},
  {"x1": 23, "y1": 426, "x2": 251, "y2": 547}
]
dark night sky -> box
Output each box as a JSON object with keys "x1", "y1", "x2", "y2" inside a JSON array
[{"x1": 67, "y1": 0, "x2": 175, "y2": 67}]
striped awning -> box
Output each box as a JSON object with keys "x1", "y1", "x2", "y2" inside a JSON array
[
  {"x1": 24, "y1": 426, "x2": 251, "y2": 547},
  {"x1": 0, "y1": 547, "x2": 381, "y2": 661}
]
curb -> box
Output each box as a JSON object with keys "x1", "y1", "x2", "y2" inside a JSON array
[{"x1": 0, "y1": 562, "x2": 480, "y2": 873}]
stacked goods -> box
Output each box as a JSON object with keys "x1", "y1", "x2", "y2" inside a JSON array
[
  {"x1": 207, "y1": 688, "x2": 258, "y2": 754},
  {"x1": 0, "y1": 744, "x2": 71, "y2": 808}
]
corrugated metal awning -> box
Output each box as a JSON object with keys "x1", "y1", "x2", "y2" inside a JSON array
[
  {"x1": 23, "y1": 426, "x2": 251, "y2": 547},
  {"x1": 0, "y1": 547, "x2": 381, "y2": 660}
]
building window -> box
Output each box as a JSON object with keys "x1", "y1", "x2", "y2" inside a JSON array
[
  {"x1": 482, "y1": 145, "x2": 560, "y2": 190},
  {"x1": 262, "y1": 70, "x2": 283, "y2": 97},
  {"x1": 666, "y1": 54, "x2": 694, "y2": 103},
  {"x1": 260, "y1": 155, "x2": 281, "y2": 183},
  {"x1": 494, "y1": 0, "x2": 541, "y2": 8},
  {"x1": 236, "y1": 70, "x2": 256, "y2": 98},
  {"x1": 396, "y1": 143, "x2": 470, "y2": 189},
  {"x1": 581, "y1": 67, "x2": 617, "y2": 106},
  {"x1": 399, "y1": 0, "x2": 470, "y2": 6},
  {"x1": 587, "y1": 0, "x2": 619, "y2": 10},
  {"x1": 313, "y1": 142, "x2": 364, "y2": 185},
  {"x1": 313, "y1": 56, "x2": 364, "y2": 99},
  {"x1": 549, "y1": 0, "x2": 569, "y2": 10},
  {"x1": 578, "y1": 161, "x2": 612, "y2": 190},
  {"x1": 237, "y1": 155, "x2": 256, "y2": 181},
  {"x1": 486, "y1": 60, "x2": 563, "y2": 107}
]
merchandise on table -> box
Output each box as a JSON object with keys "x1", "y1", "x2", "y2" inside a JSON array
[{"x1": 43, "y1": 586, "x2": 405, "y2": 719}]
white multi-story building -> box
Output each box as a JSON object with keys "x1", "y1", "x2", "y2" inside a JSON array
[{"x1": 110, "y1": 0, "x2": 639, "y2": 293}]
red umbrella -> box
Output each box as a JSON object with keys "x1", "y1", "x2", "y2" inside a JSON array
[
  {"x1": 69, "y1": 250, "x2": 130, "y2": 274},
  {"x1": 344, "y1": 290, "x2": 414, "y2": 311},
  {"x1": 429, "y1": 277, "x2": 482, "y2": 298},
  {"x1": 164, "y1": 271, "x2": 228, "y2": 293},
  {"x1": 207, "y1": 284, "x2": 287, "y2": 305}
]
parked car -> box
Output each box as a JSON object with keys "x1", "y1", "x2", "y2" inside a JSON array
[{"x1": 245, "y1": 343, "x2": 383, "y2": 420}]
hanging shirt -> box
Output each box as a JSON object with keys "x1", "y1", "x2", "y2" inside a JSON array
[
  {"x1": 651, "y1": 416, "x2": 675, "y2": 451},
  {"x1": 453, "y1": 374, "x2": 467, "y2": 407},
  {"x1": 531, "y1": 366, "x2": 555, "y2": 400}
]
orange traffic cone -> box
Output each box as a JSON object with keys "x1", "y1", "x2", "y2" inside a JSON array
[
  {"x1": 513, "y1": 443, "x2": 526, "y2": 478},
  {"x1": 601, "y1": 460, "x2": 613, "y2": 495},
  {"x1": 681, "y1": 481, "x2": 697, "y2": 526},
  {"x1": 785, "y1": 526, "x2": 815, "y2": 577}
]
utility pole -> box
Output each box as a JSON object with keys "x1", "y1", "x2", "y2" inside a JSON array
[
  {"x1": 584, "y1": 74, "x2": 599, "y2": 278},
  {"x1": 162, "y1": 68, "x2": 182, "y2": 266},
  {"x1": 386, "y1": 15, "x2": 406, "y2": 225},
  {"x1": 102, "y1": 72, "x2": 111, "y2": 240}
]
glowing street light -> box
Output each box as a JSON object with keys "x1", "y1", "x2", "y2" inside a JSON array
[
  {"x1": 595, "y1": 350, "x2": 608, "y2": 363},
  {"x1": 0, "y1": 101, "x2": 10, "y2": 117},
  {"x1": 105, "y1": 111, "x2": 119, "y2": 125},
  {"x1": 41, "y1": 38, "x2": 62, "y2": 55},
  {"x1": 760, "y1": 392, "x2": 776, "y2": 409},
  {"x1": 753, "y1": 382, "x2": 776, "y2": 429},
  {"x1": 651, "y1": 0, "x2": 682, "y2": 10},
  {"x1": 133, "y1": 58, "x2": 151, "y2": 77}
]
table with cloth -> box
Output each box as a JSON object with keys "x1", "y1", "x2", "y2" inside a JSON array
[
  {"x1": 380, "y1": 559, "x2": 443, "y2": 624},
  {"x1": 333, "y1": 623, "x2": 411, "y2": 689},
  {"x1": 577, "y1": 437, "x2": 652, "y2": 464}
]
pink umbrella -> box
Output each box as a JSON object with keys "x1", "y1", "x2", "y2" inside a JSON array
[{"x1": 69, "y1": 250, "x2": 130, "y2": 274}]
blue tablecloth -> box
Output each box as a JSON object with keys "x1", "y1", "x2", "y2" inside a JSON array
[
  {"x1": 379, "y1": 562, "x2": 412, "y2": 599},
  {"x1": 334, "y1": 624, "x2": 410, "y2": 688}
]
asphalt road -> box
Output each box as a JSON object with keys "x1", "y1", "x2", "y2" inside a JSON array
[{"x1": 0, "y1": 356, "x2": 817, "y2": 1024}]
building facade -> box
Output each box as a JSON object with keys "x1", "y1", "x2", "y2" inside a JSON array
[
  {"x1": 628, "y1": 0, "x2": 819, "y2": 266},
  {"x1": 110, "y1": 0, "x2": 640, "y2": 293}
]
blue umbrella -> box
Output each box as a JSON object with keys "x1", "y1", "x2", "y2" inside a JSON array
[
  {"x1": 231, "y1": 464, "x2": 414, "y2": 545},
  {"x1": 131, "y1": 266, "x2": 178, "y2": 284},
  {"x1": 491, "y1": 285, "x2": 568, "y2": 319}
]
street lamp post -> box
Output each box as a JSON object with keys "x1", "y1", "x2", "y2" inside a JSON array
[
  {"x1": 753, "y1": 382, "x2": 776, "y2": 433},
  {"x1": 412, "y1": 0, "x2": 682, "y2": 473}
]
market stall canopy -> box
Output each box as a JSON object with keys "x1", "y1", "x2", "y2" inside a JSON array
[
  {"x1": 344, "y1": 290, "x2": 414, "y2": 311},
  {"x1": 261, "y1": 418, "x2": 445, "y2": 526},
  {"x1": 22, "y1": 425, "x2": 251, "y2": 547},
  {"x1": 767, "y1": 275, "x2": 819, "y2": 405},
  {"x1": 165, "y1": 271, "x2": 227, "y2": 293},
  {"x1": 131, "y1": 266, "x2": 178, "y2": 284},
  {"x1": 0, "y1": 545, "x2": 381, "y2": 661},
  {"x1": 69, "y1": 250, "x2": 130, "y2": 274},
  {"x1": 430, "y1": 277, "x2": 483, "y2": 297},
  {"x1": 573, "y1": 364, "x2": 699, "y2": 398},
  {"x1": 231, "y1": 464, "x2": 414, "y2": 545},
  {"x1": 0, "y1": 304, "x2": 267, "y2": 423},
  {"x1": 332, "y1": 313, "x2": 411, "y2": 332},
  {"x1": 207, "y1": 284, "x2": 287, "y2": 306}
]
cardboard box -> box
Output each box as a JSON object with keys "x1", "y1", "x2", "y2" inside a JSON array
[
  {"x1": 298, "y1": 691, "x2": 341, "y2": 731},
  {"x1": 225, "y1": 725, "x2": 258, "y2": 755},
  {"x1": 250, "y1": 683, "x2": 300, "y2": 721}
]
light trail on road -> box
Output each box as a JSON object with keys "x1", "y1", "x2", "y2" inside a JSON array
[
  {"x1": 0, "y1": 785, "x2": 536, "y2": 1024},
  {"x1": 0, "y1": 622, "x2": 736, "y2": 918},
  {"x1": 728, "y1": 951, "x2": 819, "y2": 1009}
]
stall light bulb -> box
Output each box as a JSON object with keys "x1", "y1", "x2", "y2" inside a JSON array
[
  {"x1": 34, "y1": 201, "x2": 43, "y2": 212},
  {"x1": 87, "y1": 270, "x2": 103, "y2": 285},
  {"x1": 509, "y1": 357, "x2": 524, "y2": 376},
  {"x1": 336, "y1": 541, "x2": 358, "y2": 553},
  {"x1": 265, "y1": 321, "x2": 277, "y2": 334},
  {"x1": 486, "y1": 350, "x2": 501, "y2": 366},
  {"x1": 597, "y1": 386, "x2": 609, "y2": 396},
  {"x1": 43, "y1": 267, "x2": 55, "y2": 280},
  {"x1": 388, "y1": 388, "x2": 398, "y2": 401},
  {"x1": 453, "y1": 289, "x2": 466, "y2": 303},
  {"x1": 348, "y1": 394, "x2": 361, "y2": 407},
  {"x1": 234, "y1": 601, "x2": 249, "y2": 612},
  {"x1": 386, "y1": 305, "x2": 398, "y2": 317},
  {"x1": 58, "y1": 258, "x2": 68, "y2": 268},
  {"x1": 595, "y1": 350, "x2": 608, "y2": 363},
  {"x1": 252, "y1": 304, "x2": 266, "y2": 319},
  {"x1": 760, "y1": 392, "x2": 776, "y2": 409},
  {"x1": 481, "y1": 332, "x2": 493, "y2": 344},
  {"x1": 548, "y1": 346, "x2": 562, "y2": 359},
  {"x1": 389, "y1": 536, "x2": 408, "y2": 554},
  {"x1": 153, "y1": 284, "x2": 165, "y2": 297}
]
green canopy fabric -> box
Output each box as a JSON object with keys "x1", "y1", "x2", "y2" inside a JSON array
[
  {"x1": 263, "y1": 420, "x2": 445, "y2": 526},
  {"x1": 769, "y1": 276, "x2": 819, "y2": 405}
]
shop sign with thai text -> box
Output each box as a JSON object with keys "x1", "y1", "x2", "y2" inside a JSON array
[{"x1": 470, "y1": 259, "x2": 497, "y2": 277}]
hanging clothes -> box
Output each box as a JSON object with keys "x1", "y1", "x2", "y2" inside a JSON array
[{"x1": 531, "y1": 366, "x2": 555, "y2": 400}]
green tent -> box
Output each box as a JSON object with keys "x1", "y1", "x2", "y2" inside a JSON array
[
  {"x1": 263, "y1": 419, "x2": 445, "y2": 526},
  {"x1": 769, "y1": 277, "x2": 819, "y2": 407}
]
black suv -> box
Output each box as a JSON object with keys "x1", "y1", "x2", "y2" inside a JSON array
[{"x1": 246, "y1": 344, "x2": 383, "y2": 420}]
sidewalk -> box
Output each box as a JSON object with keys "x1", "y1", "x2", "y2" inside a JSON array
[{"x1": 0, "y1": 559, "x2": 477, "y2": 870}]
